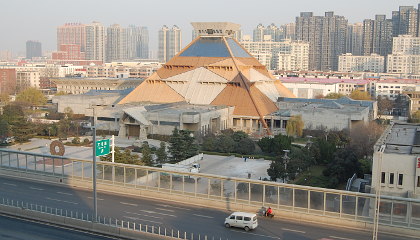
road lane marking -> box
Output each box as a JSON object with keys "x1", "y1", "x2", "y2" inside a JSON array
[
  {"x1": 123, "y1": 216, "x2": 162, "y2": 225},
  {"x1": 192, "y1": 214, "x2": 214, "y2": 219},
  {"x1": 56, "y1": 191, "x2": 73, "y2": 196},
  {"x1": 120, "y1": 202, "x2": 138, "y2": 207},
  {"x1": 87, "y1": 197, "x2": 104, "y2": 201},
  {"x1": 3, "y1": 183, "x2": 17, "y2": 186},
  {"x1": 281, "y1": 228, "x2": 306, "y2": 234},
  {"x1": 139, "y1": 210, "x2": 177, "y2": 217},
  {"x1": 45, "y1": 197, "x2": 79, "y2": 205},
  {"x1": 156, "y1": 204, "x2": 191, "y2": 211},
  {"x1": 124, "y1": 211, "x2": 162, "y2": 219},
  {"x1": 155, "y1": 207, "x2": 174, "y2": 212},
  {"x1": 29, "y1": 187, "x2": 44, "y2": 191},
  {"x1": 329, "y1": 236, "x2": 356, "y2": 240},
  {"x1": 231, "y1": 229, "x2": 281, "y2": 239}
]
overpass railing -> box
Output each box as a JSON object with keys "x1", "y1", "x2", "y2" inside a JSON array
[{"x1": 1, "y1": 148, "x2": 420, "y2": 231}]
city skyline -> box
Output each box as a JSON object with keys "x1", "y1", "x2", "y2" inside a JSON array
[{"x1": 0, "y1": 0, "x2": 419, "y2": 54}]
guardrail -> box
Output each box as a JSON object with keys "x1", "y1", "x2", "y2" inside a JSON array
[
  {"x1": 1, "y1": 148, "x2": 420, "y2": 235},
  {"x1": 0, "y1": 197, "x2": 226, "y2": 240}
]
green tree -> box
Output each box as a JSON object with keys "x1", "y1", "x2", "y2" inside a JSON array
[
  {"x1": 214, "y1": 134, "x2": 235, "y2": 153},
  {"x1": 0, "y1": 119, "x2": 11, "y2": 138},
  {"x1": 2, "y1": 104, "x2": 36, "y2": 142},
  {"x1": 180, "y1": 130, "x2": 198, "y2": 158},
  {"x1": 323, "y1": 147, "x2": 362, "y2": 188},
  {"x1": 349, "y1": 90, "x2": 372, "y2": 100},
  {"x1": 100, "y1": 147, "x2": 142, "y2": 165},
  {"x1": 201, "y1": 135, "x2": 216, "y2": 151},
  {"x1": 156, "y1": 142, "x2": 168, "y2": 164},
  {"x1": 168, "y1": 128, "x2": 184, "y2": 161},
  {"x1": 267, "y1": 159, "x2": 286, "y2": 182},
  {"x1": 257, "y1": 134, "x2": 292, "y2": 155},
  {"x1": 16, "y1": 87, "x2": 47, "y2": 106},
  {"x1": 286, "y1": 115, "x2": 304, "y2": 137},
  {"x1": 235, "y1": 138, "x2": 256, "y2": 155},
  {"x1": 141, "y1": 142, "x2": 153, "y2": 166},
  {"x1": 325, "y1": 93, "x2": 344, "y2": 99}
]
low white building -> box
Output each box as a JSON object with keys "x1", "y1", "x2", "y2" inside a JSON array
[
  {"x1": 368, "y1": 79, "x2": 420, "y2": 100},
  {"x1": 338, "y1": 53, "x2": 385, "y2": 73},
  {"x1": 279, "y1": 77, "x2": 369, "y2": 98},
  {"x1": 52, "y1": 77, "x2": 143, "y2": 94},
  {"x1": 276, "y1": 97, "x2": 372, "y2": 130},
  {"x1": 372, "y1": 123, "x2": 420, "y2": 199}
]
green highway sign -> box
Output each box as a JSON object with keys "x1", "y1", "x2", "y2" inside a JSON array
[{"x1": 96, "y1": 139, "x2": 110, "y2": 156}]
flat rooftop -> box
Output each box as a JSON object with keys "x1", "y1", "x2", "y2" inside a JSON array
[{"x1": 379, "y1": 123, "x2": 420, "y2": 154}]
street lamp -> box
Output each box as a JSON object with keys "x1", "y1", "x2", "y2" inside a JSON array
[
  {"x1": 372, "y1": 144, "x2": 385, "y2": 240},
  {"x1": 88, "y1": 105, "x2": 98, "y2": 222}
]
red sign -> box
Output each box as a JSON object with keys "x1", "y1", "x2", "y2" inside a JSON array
[{"x1": 418, "y1": 157, "x2": 420, "y2": 168}]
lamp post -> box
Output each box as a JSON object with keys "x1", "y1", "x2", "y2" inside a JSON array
[
  {"x1": 373, "y1": 144, "x2": 385, "y2": 240},
  {"x1": 88, "y1": 105, "x2": 98, "y2": 222}
]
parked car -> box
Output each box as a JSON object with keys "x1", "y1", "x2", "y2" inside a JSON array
[{"x1": 224, "y1": 212, "x2": 258, "y2": 231}]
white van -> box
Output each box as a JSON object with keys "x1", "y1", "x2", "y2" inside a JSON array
[{"x1": 224, "y1": 212, "x2": 258, "y2": 231}]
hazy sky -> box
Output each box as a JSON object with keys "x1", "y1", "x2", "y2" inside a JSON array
[{"x1": 1, "y1": 0, "x2": 419, "y2": 55}]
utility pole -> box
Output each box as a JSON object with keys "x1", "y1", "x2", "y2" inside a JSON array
[
  {"x1": 372, "y1": 144, "x2": 385, "y2": 240},
  {"x1": 91, "y1": 106, "x2": 97, "y2": 222}
]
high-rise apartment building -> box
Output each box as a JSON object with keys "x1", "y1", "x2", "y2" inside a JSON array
[
  {"x1": 253, "y1": 24, "x2": 265, "y2": 42},
  {"x1": 392, "y1": 6, "x2": 419, "y2": 37},
  {"x1": 295, "y1": 11, "x2": 348, "y2": 71},
  {"x1": 85, "y1": 22, "x2": 106, "y2": 62},
  {"x1": 387, "y1": 35, "x2": 420, "y2": 75},
  {"x1": 158, "y1": 25, "x2": 182, "y2": 63},
  {"x1": 362, "y1": 15, "x2": 393, "y2": 57},
  {"x1": 252, "y1": 24, "x2": 286, "y2": 42},
  {"x1": 106, "y1": 24, "x2": 128, "y2": 62},
  {"x1": 126, "y1": 25, "x2": 149, "y2": 59},
  {"x1": 346, "y1": 23, "x2": 363, "y2": 55},
  {"x1": 241, "y1": 37, "x2": 309, "y2": 71},
  {"x1": 280, "y1": 23, "x2": 296, "y2": 40},
  {"x1": 26, "y1": 41, "x2": 42, "y2": 59},
  {"x1": 57, "y1": 23, "x2": 86, "y2": 52}
]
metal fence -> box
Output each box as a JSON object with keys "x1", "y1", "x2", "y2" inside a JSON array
[
  {"x1": 0, "y1": 197, "x2": 225, "y2": 240},
  {"x1": 1, "y1": 148, "x2": 420, "y2": 231}
]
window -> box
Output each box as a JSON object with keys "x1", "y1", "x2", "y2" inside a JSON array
[
  {"x1": 230, "y1": 215, "x2": 235, "y2": 219},
  {"x1": 390, "y1": 173, "x2": 394, "y2": 184},
  {"x1": 381, "y1": 172, "x2": 386, "y2": 183},
  {"x1": 244, "y1": 217, "x2": 251, "y2": 221},
  {"x1": 236, "y1": 216, "x2": 243, "y2": 220},
  {"x1": 398, "y1": 174, "x2": 403, "y2": 186}
]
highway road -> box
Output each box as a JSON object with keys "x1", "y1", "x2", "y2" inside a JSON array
[
  {"x1": 0, "y1": 175, "x2": 417, "y2": 240},
  {"x1": 0, "y1": 213, "x2": 119, "y2": 240}
]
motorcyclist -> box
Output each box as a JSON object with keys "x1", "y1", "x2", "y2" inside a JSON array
[{"x1": 266, "y1": 207, "x2": 273, "y2": 217}]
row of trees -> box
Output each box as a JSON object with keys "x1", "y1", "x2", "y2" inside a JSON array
[{"x1": 266, "y1": 122, "x2": 384, "y2": 188}]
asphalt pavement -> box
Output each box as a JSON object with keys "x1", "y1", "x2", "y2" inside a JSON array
[
  {"x1": 0, "y1": 175, "x2": 416, "y2": 240},
  {"x1": 0, "y1": 213, "x2": 119, "y2": 240}
]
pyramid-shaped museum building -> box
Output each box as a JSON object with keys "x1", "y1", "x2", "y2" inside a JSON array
[{"x1": 119, "y1": 22, "x2": 295, "y2": 133}]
